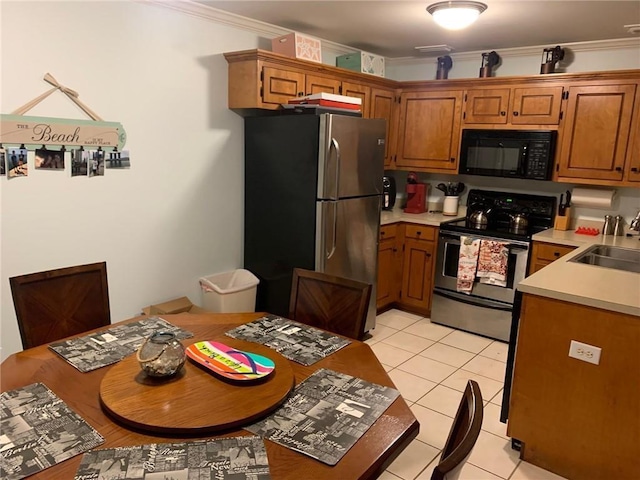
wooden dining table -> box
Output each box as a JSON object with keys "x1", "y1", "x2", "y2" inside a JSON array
[{"x1": 1, "y1": 312, "x2": 419, "y2": 479}]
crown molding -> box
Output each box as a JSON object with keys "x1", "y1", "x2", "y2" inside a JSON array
[
  {"x1": 140, "y1": 0, "x2": 356, "y2": 56},
  {"x1": 141, "y1": 0, "x2": 640, "y2": 64}
]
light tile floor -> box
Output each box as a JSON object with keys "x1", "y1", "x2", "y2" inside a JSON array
[{"x1": 368, "y1": 309, "x2": 568, "y2": 480}]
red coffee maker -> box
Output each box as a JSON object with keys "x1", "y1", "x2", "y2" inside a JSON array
[{"x1": 404, "y1": 172, "x2": 428, "y2": 214}]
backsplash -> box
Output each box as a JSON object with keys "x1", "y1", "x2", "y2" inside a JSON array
[{"x1": 385, "y1": 170, "x2": 640, "y2": 228}]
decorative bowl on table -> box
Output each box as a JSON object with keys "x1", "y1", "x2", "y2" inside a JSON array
[{"x1": 136, "y1": 331, "x2": 186, "y2": 377}]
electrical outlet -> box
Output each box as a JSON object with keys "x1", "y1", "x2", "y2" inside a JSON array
[{"x1": 568, "y1": 340, "x2": 601, "y2": 365}]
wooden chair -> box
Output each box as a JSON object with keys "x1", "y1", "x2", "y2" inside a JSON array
[
  {"x1": 10, "y1": 262, "x2": 111, "y2": 349},
  {"x1": 288, "y1": 268, "x2": 371, "y2": 340},
  {"x1": 431, "y1": 380, "x2": 484, "y2": 480}
]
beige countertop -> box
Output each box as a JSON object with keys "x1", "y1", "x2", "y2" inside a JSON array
[
  {"x1": 520, "y1": 230, "x2": 640, "y2": 316},
  {"x1": 381, "y1": 206, "x2": 466, "y2": 226}
]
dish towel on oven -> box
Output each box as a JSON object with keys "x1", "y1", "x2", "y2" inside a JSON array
[
  {"x1": 456, "y1": 236, "x2": 480, "y2": 294},
  {"x1": 477, "y1": 240, "x2": 509, "y2": 287}
]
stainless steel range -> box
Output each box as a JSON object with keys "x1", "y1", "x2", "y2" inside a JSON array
[{"x1": 431, "y1": 189, "x2": 556, "y2": 342}]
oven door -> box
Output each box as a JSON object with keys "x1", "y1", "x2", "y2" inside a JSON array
[{"x1": 434, "y1": 231, "x2": 529, "y2": 305}]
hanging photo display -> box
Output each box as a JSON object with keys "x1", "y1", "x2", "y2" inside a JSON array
[
  {"x1": 6, "y1": 146, "x2": 29, "y2": 178},
  {"x1": 35, "y1": 146, "x2": 65, "y2": 170},
  {"x1": 0, "y1": 73, "x2": 128, "y2": 180}
]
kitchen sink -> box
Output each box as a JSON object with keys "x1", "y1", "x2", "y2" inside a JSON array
[{"x1": 569, "y1": 244, "x2": 640, "y2": 273}]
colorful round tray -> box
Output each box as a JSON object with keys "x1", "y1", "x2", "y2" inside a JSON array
[{"x1": 185, "y1": 341, "x2": 275, "y2": 381}]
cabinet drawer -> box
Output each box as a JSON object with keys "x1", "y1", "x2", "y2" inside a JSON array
[
  {"x1": 404, "y1": 224, "x2": 435, "y2": 241},
  {"x1": 535, "y1": 242, "x2": 576, "y2": 261},
  {"x1": 380, "y1": 224, "x2": 398, "y2": 240}
]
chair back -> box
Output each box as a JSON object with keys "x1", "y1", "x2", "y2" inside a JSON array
[
  {"x1": 10, "y1": 262, "x2": 111, "y2": 349},
  {"x1": 431, "y1": 380, "x2": 484, "y2": 480},
  {"x1": 288, "y1": 268, "x2": 371, "y2": 340}
]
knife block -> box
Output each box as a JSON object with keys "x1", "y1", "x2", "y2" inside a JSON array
[{"x1": 554, "y1": 208, "x2": 571, "y2": 231}]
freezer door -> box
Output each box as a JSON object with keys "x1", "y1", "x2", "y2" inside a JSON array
[
  {"x1": 318, "y1": 114, "x2": 385, "y2": 200},
  {"x1": 316, "y1": 195, "x2": 381, "y2": 332}
]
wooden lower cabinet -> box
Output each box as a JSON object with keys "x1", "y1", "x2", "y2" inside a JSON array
[
  {"x1": 508, "y1": 294, "x2": 640, "y2": 480},
  {"x1": 528, "y1": 241, "x2": 576, "y2": 275},
  {"x1": 376, "y1": 224, "x2": 401, "y2": 309},
  {"x1": 377, "y1": 223, "x2": 436, "y2": 316}
]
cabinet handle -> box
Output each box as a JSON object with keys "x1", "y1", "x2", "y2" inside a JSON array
[
  {"x1": 615, "y1": 166, "x2": 622, "y2": 172},
  {"x1": 393, "y1": 248, "x2": 397, "y2": 252},
  {"x1": 513, "y1": 111, "x2": 519, "y2": 116},
  {"x1": 380, "y1": 231, "x2": 385, "y2": 236},
  {"x1": 632, "y1": 167, "x2": 639, "y2": 173},
  {"x1": 500, "y1": 111, "x2": 506, "y2": 116},
  {"x1": 554, "y1": 252, "x2": 560, "y2": 257},
  {"x1": 450, "y1": 158, "x2": 455, "y2": 162},
  {"x1": 426, "y1": 253, "x2": 431, "y2": 257},
  {"x1": 297, "y1": 92, "x2": 304, "y2": 97},
  {"x1": 416, "y1": 231, "x2": 421, "y2": 236}
]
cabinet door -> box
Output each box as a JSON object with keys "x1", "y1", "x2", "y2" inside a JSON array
[
  {"x1": 528, "y1": 242, "x2": 576, "y2": 276},
  {"x1": 377, "y1": 237, "x2": 399, "y2": 309},
  {"x1": 396, "y1": 90, "x2": 463, "y2": 172},
  {"x1": 400, "y1": 239, "x2": 435, "y2": 311},
  {"x1": 511, "y1": 86, "x2": 563, "y2": 125},
  {"x1": 370, "y1": 87, "x2": 397, "y2": 168},
  {"x1": 557, "y1": 84, "x2": 636, "y2": 181},
  {"x1": 262, "y1": 66, "x2": 306, "y2": 105},
  {"x1": 305, "y1": 74, "x2": 341, "y2": 96},
  {"x1": 625, "y1": 93, "x2": 640, "y2": 183},
  {"x1": 464, "y1": 88, "x2": 510, "y2": 124},
  {"x1": 342, "y1": 81, "x2": 371, "y2": 118}
]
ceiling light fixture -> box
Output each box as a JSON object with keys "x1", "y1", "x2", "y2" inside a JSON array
[{"x1": 427, "y1": 1, "x2": 488, "y2": 30}]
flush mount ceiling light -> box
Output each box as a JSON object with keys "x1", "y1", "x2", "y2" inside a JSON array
[{"x1": 427, "y1": 1, "x2": 488, "y2": 30}]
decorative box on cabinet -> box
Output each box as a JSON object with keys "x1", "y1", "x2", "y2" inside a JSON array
[
  {"x1": 271, "y1": 33, "x2": 322, "y2": 63},
  {"x1": 336, "y1": 51, "x2": 385, "y2": 78}
]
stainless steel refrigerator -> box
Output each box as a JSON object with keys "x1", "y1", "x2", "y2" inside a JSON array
[{"x1": 244, "y1": 110, "x2": 385, "y2": 333}]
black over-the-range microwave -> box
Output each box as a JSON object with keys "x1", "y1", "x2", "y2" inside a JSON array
[{"x1": 459, "y1": 129, "x2": 556, "y2": 180}]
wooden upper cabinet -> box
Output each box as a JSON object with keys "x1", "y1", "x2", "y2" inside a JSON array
[
  {"x1": 262, "y1": 66, "x2": 305, "y2": 105},
  {"x1": 396, "y1": 90, "x2": 463, "y2": 172},
  {"x1": 305, "y1": 74, "x2": 341, "y2": 96},
  {"x1": 511, "y1": 86, "x2": 563, "y2": 124},
  {"x1": 625, "y1": 92, "x2": 640, "y2": 183},
  {"x1": 463, "y1": 86, "x2": 563, "y2": 125},
  {"x1": 464, "y1": 88, "x2": 510, "y2": 124},
  {"x1": 342, "y1": 81, "x2": 371, "y2": 118},
  {"x1": 370, "y1": 87, "x2": 397, "y2": 167},
  {"x1": 557, "y1": 84, "x2": 637, "y2": 182}
]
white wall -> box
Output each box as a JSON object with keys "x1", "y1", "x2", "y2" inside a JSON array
[
  {"x1": 387, "y1": 42, "x2": 640, "y2": 81},
  {"x1": 0, "y1": 1, "x2": 262, "y2": 360}
]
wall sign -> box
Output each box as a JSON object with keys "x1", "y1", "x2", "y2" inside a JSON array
[
  {"x1": 0, "y1": 73, "x2": 128, "y2": 178},
  {"x1": 0, "y1": 115, "x2": 126, "y2": 150}
]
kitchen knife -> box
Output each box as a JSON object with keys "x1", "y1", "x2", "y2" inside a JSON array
[
  {"x1": 558, "y1": 194, "x2": 565, "y2": 216},
  {"x1": 565, "y1": 190, "x2": 571, "y2": 208}
]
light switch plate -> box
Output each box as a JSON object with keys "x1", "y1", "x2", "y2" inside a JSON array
[{"x1": 568, "y1": 340, "x2": 601, "y2": 365}]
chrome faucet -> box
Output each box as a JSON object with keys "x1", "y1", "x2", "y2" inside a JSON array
[{"x1": 630, "y1": 211, "x2": 640, "y2": 232}]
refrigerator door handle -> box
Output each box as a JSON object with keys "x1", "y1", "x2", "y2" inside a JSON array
[
  {"x1": 329, "y1": 137, "x2": 340, "y2": 200},
  {"x1": 326, "y1": 201, "x2": 338, "y2": 260}
]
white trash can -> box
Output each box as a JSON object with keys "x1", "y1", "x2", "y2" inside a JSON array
[{"x1": 199, "y1": 269, "x2": 259, "y2": 313}]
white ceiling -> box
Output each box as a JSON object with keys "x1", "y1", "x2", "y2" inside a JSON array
[{"x1": 196, "y1": 0, "x2": 640, "y2": 58}]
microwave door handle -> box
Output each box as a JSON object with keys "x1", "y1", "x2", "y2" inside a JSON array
[{"x1": 519, "y1": 144, "x2": 528, "y2": 176}]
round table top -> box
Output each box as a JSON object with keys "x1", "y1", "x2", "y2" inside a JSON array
[{"x1": 99, "y1": 336, "x2": 295, "y2": 434}]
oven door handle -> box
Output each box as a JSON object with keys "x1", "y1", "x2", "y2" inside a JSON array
[{"x1": 433, "y1": 288, "x2": 513, "y2": 311}]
